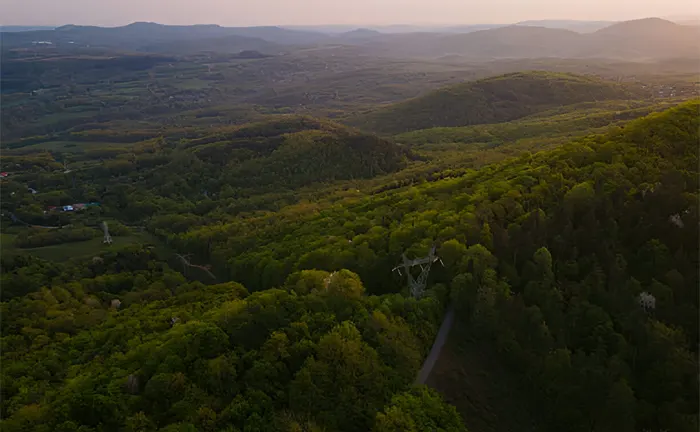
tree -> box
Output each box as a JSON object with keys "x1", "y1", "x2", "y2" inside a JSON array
[
  {"x1": 326, "y1": 270, "x2": 365, "y2": 299},
  {"x1": 479, "y1": 223, "x2": 494, "y2": 251},
  {"x1": 564, "y1": 181, "x2": 595, "y2": 214},
  {"x1": 289, "y1": 322, "x2": 388, "y2": 432},
  {"x1": 596, "y1": 380, "x2": 636, "y2": 432},
  {"x1": 285, "y1": 270, "x2": 330, "y2": 295},
  {"x1": 373, "y1": 387, "x2": 467, "y2": 432},
  {"x1": 440, "y1": 239, "x2": 467, "y2": 275}
]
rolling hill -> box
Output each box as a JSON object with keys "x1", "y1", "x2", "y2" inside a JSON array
[
  {"x1": 348, "y1": 71, "x2": 637, "y2": 134},
  {"x1": 581, "y1": 18, "x2": 700, "y2": 59},
  {"x1": 182, "y1": 116, "x2": 413, "y2": 190}
]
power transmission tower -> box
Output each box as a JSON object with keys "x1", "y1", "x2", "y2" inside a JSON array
[
  {"x1": 392, "y1": 245, "x2": 444, "y2": 298},
  {"x1": 101, "y1": 221, "x2": 113, "y2": 245}
]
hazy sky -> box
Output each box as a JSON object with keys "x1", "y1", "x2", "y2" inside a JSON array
[{"x1": 1, "y1": 0, "x2": 698, "y2": 26}]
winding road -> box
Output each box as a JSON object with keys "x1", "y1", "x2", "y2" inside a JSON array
[{"x1": 415, "y1": 305, "x2": 456, "y2": 385}]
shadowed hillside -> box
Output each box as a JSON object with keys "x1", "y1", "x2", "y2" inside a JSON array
[
  {"x1": 182, "y1": 116, "x2": 414, "y2": 191},
  {"x1": 349, "y1": 71, "x2": 636, "y2": 134}
]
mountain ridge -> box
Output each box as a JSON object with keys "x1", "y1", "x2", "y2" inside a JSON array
[
  {"x1": 3, "y1": 17, "x2": 697, "y2": 61},
  {"x1": 347, "y1": 71, "x2": 637, "y2": 134}
]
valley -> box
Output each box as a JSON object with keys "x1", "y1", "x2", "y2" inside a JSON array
[{"x1": 0, "y1": 16, "x2": 698, "y2": 432}]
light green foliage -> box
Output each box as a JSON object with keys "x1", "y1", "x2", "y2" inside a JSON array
[
  {"x1": 285, "y1": 270, "x2": 331, "y2": 295},
  {"x1": 326, "y1": 269, "x2": 365, "y2": 299},
  {"x1": 1, "y1": 250, "x2": 449, "y2": 432},
  {"x1": 373, "y1": 387, "x2": 467, "y2": 432}
]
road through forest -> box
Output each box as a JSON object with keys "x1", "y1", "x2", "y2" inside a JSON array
[{"x1": 415, "y1": 305, "x2": 456, "y2": 385}]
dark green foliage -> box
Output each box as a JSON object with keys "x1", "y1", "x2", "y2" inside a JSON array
[
  {"x1": 167, "y1": 101, "x2": 698, "y2": 431},
  {"x1": 350, "y1": 71, "x2": 638, "y2": 134},
  {"x1": 395, "y1": 99, "x2": 681, "y2": 146},
  {"x1": 187, "y1": 117, "x2": 412, "y2": 189},
  {"x1": 1, "y1": 46, "x2": 697, "y2": 432},
  {"x1": 14, "y1": 226, "x2": 100, "y2": 248}
]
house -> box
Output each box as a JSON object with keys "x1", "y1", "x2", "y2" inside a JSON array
[
  {"x1": 62, "y1": 205, "x2": 74, "y2": 212},
  {"x1": 0, "y1": 172, "x2": 8, "y2": 178}
]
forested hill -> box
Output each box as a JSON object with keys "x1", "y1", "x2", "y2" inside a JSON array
[
  {"x1": 176, "y1": 116, "x2": 413, "y2": 192},
  {"x1": 348, "y1": 71, "x2": 637, "y2": 134},
  {"x1": 176, "y1": 100, "x2": 699, "y2": 430},
  {"x1": 0, "y1": 91, "x2": 697, "y2": 431},
  {"x1": 2, "y1": 11, "x2": 699, "y2": 432}
]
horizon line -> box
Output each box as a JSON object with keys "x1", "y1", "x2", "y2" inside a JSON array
[{"x1": 1, "y1": 15, "x2": 696, "y2": 29}]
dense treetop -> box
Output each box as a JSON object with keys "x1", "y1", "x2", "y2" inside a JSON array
[{"x1": 1, "y1": 35, "x2": 698, "y2": 432}]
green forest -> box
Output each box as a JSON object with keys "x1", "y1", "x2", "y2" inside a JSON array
[{"x1": 1, "y1": 19, "x2": 699, "y2": 432}]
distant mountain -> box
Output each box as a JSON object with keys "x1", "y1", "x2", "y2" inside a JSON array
[
  {"x1": 0, "y1": 22, "x2": 324, "y2": 53},
  {"x1": 355, "y1": 25, "x2": 583, "y2": 59},
  {"x1": 583, "y1": 18, "x2": 700, "y2": 59},
  {"x1": 347, "y1": 18, "x2": 699, "y2": 60},
  {"x1": 369, "y1": 25, "x2": 442, "y2": 33},
  {"x1": 516, "y1": 20, "x2": 614, "y2": 33},
  {"x1": 439, "y1": 26, "x2": 583, "y2": 57},
  {"x1": 442, "y1": 24, "x2": 506, "y2": 33},
  {"x1": 348, "y1": 71, "x2": 636, "y2": 134},
  {"x1": 218, "y1": 26, "x2": 327, "y2": 45},
  {"x1": 594, "y1": 17, "x2": 685, "y2": 36},
  {"x1": 340, "y1": 28, "x2": 383, "y2": 37},
  {"x1": 2, "y1": 18, "x2": 696, "y2": 61},
  {"x1": 139, "y1": 34, "x2": 283, "y2": 55},
  {"x1": 0, "y1": 25, "x2": 56, "y2": 32},
  {"x1": 284, "y1": 24, "x2": 498, "y2": 34},
  {"x1": 333, "y1": 28, "x2": 385, "y2": 42}
]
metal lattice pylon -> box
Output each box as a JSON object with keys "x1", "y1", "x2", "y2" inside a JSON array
[
  {"x1": 101, "y1": 221, "x2": 113, "y2": 245},
  {"x1": 392, "y1": 245, "x2": 444, "y2": 298}
]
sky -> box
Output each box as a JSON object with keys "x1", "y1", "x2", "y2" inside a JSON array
[{"x1": 1, "y1": 0, "x2": 698, "y2": 27}]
